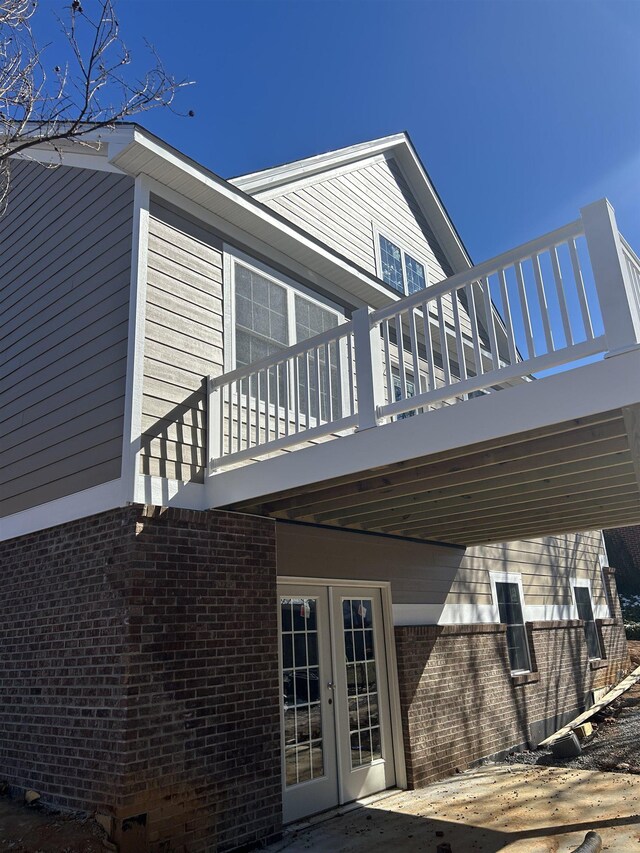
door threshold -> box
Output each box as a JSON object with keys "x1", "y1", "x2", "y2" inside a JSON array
[{"x1": 283, "y1": 787, "x2": 402, "y2": 833}]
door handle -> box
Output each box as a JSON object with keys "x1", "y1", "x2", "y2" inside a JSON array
[{"x1": 327, "y1": 681, "x2": 335, "y2": 689}]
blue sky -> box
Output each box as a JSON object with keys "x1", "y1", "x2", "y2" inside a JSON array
[{"x1": 37, "y1": 0, "x2": 640, "y2": 263}]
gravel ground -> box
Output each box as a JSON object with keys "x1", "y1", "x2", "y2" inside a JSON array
[{"x1": 504, "y1": 641, "x2": 640, "y2": 775}]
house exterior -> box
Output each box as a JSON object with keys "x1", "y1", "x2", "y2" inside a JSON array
[{"x1": 1, "y1": 125, "x2": 639, "y2": 852}]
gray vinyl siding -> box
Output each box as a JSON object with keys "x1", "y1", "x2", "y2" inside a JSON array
[
  {"x1": 0, "y1": 160, "x2": 134, "y2": 518},
  {"x1": 276, "y1": 524, "x2": 608, "y2": 613},
  {"x1": 140, "y1": 196, "x2": 224, "y2": 483}
]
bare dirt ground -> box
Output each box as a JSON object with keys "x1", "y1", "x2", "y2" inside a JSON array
[{"x1": 0, "y1": 798, "x2": 106, "y2": 852}]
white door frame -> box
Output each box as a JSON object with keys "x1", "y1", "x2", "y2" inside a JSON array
[{"x1": 278, "y1": 576, "x2": 407, "y2": 800}]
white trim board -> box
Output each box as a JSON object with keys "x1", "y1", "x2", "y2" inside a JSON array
[
  {"x1": 248, "y1": 152, "x2": 390, "y2": 203},
  {"x1": 10, "y1": 147, "x2": 126, "y2": 174},
  {"x1": 231, "y1": 136, "x2": 406, "y2": 195},
  {"x1": 133, "y1": 475, "x2": 207, "y2": 510},
  {"x1": 0, "y1": 479, "x2": 125, "y2": 541},
  {"x1": 392, "y1": 601, "x2": 612, "y2": 627},
  {"x1": 120, "y1": 176, "x2": 151, "y2": 501}
]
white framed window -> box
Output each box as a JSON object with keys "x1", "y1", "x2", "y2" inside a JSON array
[
  {"x1": 223, "y1": 247, "x2": 347, "y2": 422},
  {"x1": 372, "y1": 225, "x2": 428, "y2": 296},
  {"x1": 489, "y1": 572, "x2": 532, "y2": 674},
  {"x1": 571, "y1": 578, "x2": 602, "y2": 660}
]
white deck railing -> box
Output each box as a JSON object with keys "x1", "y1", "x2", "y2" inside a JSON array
[
  {"x1": 208, "y1": 198, "x2": 640, "y2": 470},
  {"x1": 374, "y1": 218, "x2": 604, "y2": 420},
  {"x1": 209, "y1": 321, "x2": 358, "y2": 466}
]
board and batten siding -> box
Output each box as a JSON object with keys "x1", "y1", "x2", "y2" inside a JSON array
[
  {"x1": 139, "y1": 196, "x2": 224, "y2": 483},
  {"x1": 275, "y1": 523, "x2": 609, "y2": 618},
  {"x1": 0, "y1": 160, "x2": 134, "y2": 518}
]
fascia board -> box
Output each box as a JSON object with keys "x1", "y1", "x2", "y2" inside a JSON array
[
  {"x1": 391, "y1": 141, "x2": 473, "y2": 276},
  {"x1": 230, "y1": 133, "x2": 408, "y2": 195},
  {"x1": 7, "y1": 125, "x2": 136, "y2": 173},
  {"x1": 392, "y1": 140, "x2": 513, "y2": 357}
]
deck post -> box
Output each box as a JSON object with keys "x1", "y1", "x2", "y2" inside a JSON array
[
  {"x1": 207, "y1": 375, "x2": 222, "y2": 474},
  {"x1": 581, "y1": 198, "x2": 640, "y2": 355},
  {"x1": 352, "y1": 306, "x2": 385, "y2": 430}
]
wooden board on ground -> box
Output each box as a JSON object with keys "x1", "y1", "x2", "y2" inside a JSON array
[{"x1": 539, "y1": 664, "x2": 640, "y2": 747}]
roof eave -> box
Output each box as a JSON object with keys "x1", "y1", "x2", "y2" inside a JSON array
[{"x1": 108, "y1": 127, "x2": 405, "y2": 310}]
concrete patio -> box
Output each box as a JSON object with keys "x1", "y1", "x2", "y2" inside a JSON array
[{"x1": 267, "y1": 764, "x2": 640, "y2": 852}]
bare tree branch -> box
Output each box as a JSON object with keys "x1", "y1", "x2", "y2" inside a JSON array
[{"x1": 0, "y1": 0, "x2": 192, "y2": 211}]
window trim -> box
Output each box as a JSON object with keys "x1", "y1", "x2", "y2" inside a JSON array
[
  {"x1": 571, "y1": 577, "x2": 602, "y2": 661},
  {"x1": 489, "y1": 571, "x2": 532, "y2": 675},
  {"x1": 372, "y1": 223, "x2": 429, "y2": 297}
]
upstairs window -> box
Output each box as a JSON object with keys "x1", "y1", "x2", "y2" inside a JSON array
[
  {"x1": 229, "y1": 251, "x2": 344, "y2": 421},
  {"x1": 494, "y1": 579, "x2": 531, "y2": 674},
  {"x1": 376, "y1": 231, "x2": 428, "y2": 296},
  {"x1": 573, "y1": 583, "x2": 602, "y2": 660}
]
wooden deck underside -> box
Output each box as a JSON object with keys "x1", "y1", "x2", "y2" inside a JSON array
[{"x1": 226, "y1": 410, "x2": 640, "y2": 546}]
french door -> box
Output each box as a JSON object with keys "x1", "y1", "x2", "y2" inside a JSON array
[{"x1": 279, "y1": 583, "x2": 396, "y2": 824}]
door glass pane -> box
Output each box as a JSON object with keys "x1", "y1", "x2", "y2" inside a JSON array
[
  {"x1": 342, "y1": 598, "x2": 382, "y2": 767},
  {"x1": 281, "y1": 597, "x2": 325, "y2": 787}
]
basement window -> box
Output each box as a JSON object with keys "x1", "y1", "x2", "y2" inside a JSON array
[
  {"x1": 491, "y1": 576, "x2": 532, "y2": 674},
  {"x1": 573, "y1": 583, "x2": 602, "y2": 660}
]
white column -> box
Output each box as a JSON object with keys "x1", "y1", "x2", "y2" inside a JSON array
[
  {"x1": 352, "y1": 307, "x2": 385, "y2": 431},
  {"x1": 581, "y1": 198, "x2": 640, "y2": 355},
  {"x1": 207, "y1": 377, "x2": 223, "y2": 475}
]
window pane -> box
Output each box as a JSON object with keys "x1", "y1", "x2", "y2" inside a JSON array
[
  {"x1": 574, "y1": 586, "x2": 594, "y2": 622},
  {"x1": 392, "y1": 373, "x2": 417, "y2": 419},
  {"x1": 496, "y1": 582, "x2": 530, "y2": 672},
  {"x1": 574, "y1": 586, "x2": 601, "y2": 659},
  {"x1": 404, "y1": 254, "x2": 426, "y2": 294},
  {"x1": 294, "y1": 295, "x2": 338, "y2": 341},
  {"x1": 379, "y1": 236, "x2": 404, "y2": 293},
  {"x1": 506, "y1": 624, "x2": 530, "y2": 672},
  {"x1": 236, "y1": 329, "x2": 286, "y2": 368},
  {"x1": 496, "y1": 582, "x2": 524, "y2": 625},
  {"x1": 294, "y1": 295, "x2": 340, "y2": 421},
  {"x1": 235, "y1": 263, "x2": 289, "y2": 347}
]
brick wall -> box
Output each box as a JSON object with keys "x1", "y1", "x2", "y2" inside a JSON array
[
  {"x1": 603, "y1": 527, "x2": 640, "y2": 596},
  {"x1": 0, "y1": 506, "x2": 281, "y2": 853},
  {"x1": 0, "y1": 507, "x2": 136, "y2": 809},
  {"x1": 395, "y1": 573, "x2": 630, "y2": 789}
]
